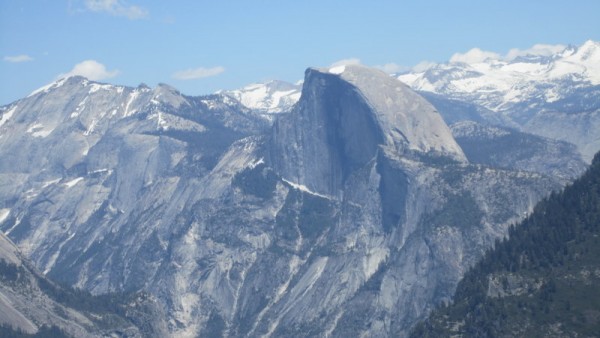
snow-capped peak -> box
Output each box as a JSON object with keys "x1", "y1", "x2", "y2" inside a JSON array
[
  {"x1": 328, "y1": 65, "x2": 346, "y2": 74},
  {"x1": 219, "y1": 79, "x2": 301, "y2": 117},
  {"x1": 398, "y1": 40, "x2": 600, "y2": 112},
  {"x1": 568, "y1": 39, "x2": 600, "y2": 63},
  {"x1": 28, "y1": 76, "x2": 73, "y2": 97}
]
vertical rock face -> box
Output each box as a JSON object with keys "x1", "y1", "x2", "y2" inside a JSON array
[
  {"x1": 271, "y1": 65, "x2": 465, "y2": 197},
  {"x1": 0, "y1": 67, "x2": 565, "y2": 337}
]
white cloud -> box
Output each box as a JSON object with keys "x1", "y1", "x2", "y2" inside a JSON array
[
  {"x1": 505, "y1": 43, "x2": 567, "y2": 60},
  {"x1": 330, "y1": 58, "x2": 361, "y2": 67},
  {"x1": 172, "y1": 66, "x2": 225, "y2": 80},
  {"x1": 84, "y1": 0, "x2": 148, "y2": 20},
  {"x1": 448, "y1": 43, "x2": 569, "y2": 65},
  {"x1": 4, "y1": 54, "x2": 34, "y2": 63},
  {"x1": 411, "y1": 61, "x2": 437, "y2": 72},
  {"x1": 374, "y1": 62, "x2": 407, "y2": 74},
  {"x1": 450, "y1": 48, "x2": 501, "y2": 64},
  {"x1": 59, "y1": 60, "x2": 119, "y2": 80}
]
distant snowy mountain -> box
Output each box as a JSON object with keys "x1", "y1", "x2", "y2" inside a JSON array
[
  {"x1": 398, "y1": 40, "x2": 600, "y2": 161},
  {"x1": 219, "y1": 80, "x2": 301, "y2": 119},
  {"x1": 212, "y1": 41, "x2": 600, "y2": 161},
  {"x1": 398, "y1": 40, "x2": 600, "y2": 113}
]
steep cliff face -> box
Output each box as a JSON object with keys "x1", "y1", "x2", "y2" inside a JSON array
[
  {"x1": 270, "y1": 65, "x2": 465, "y2": 198},
  {"x1": 0, "y1": 67, "x2": 564, "y2": 337}
]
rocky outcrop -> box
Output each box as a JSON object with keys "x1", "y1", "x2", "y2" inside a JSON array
[{"x1": 270, "y1": 65, "x2": 465, "y2": 198}]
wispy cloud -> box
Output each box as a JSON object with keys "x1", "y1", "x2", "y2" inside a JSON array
[
  {"x1": 450, "y1": 48, "x2": 501, "y2": 64},
  {"x1": 329, "y1": 58, "x2": 361, "y2": 67},
  {"x1": 172, "y1": 66, "x2": 225, "y2": 80},
  {"x1": 4, "y1": 54, "x2": 34, "y2": 63},
  {"x1": 505, "y1": 44, "x2": 567, "y2": 60},
  {"x1": 59, "y1": 60, "x2": 119, "y2": 80},
  {"x1": 374, "y1": 62, "x2": 407, "y2": 74},
  {"x1": 411, "y1": 61, "x2": 437, "y2": 72},
  {"x1": 83, "y1": 0, "x2": 148, "y2": 20},
  {"x1": 449, "y1": 43, "x2": 569, "y2": 65}
]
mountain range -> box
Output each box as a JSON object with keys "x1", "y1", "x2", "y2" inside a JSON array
[
  {"x1": 398, "y1": 40, "x2": 600, "y2": 163},
  {"x1": 222, "y1": 41, "x2": 599, "y2": 163},
  {"x1": 0, "y1": 41, "x2": 598, "y2": 337}
]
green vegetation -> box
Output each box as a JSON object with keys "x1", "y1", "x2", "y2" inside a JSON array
[
  {"x1": 36, "y1": 274, "x2": 132, "y2": 318},
  {"x1": 232, "y1": 163, "x2": 278, "y2": 199},
  {"x1": 411, "y1": 152, "x2": 600, "y2": 337},
  {"x1": 0, "y1": 256, "x2": 143, "y2": 334},
  {"x1": 422, "y1": 192, "x2": 483, "y2": 230},
  {"x1": 0, "y1": 260, "x2": 21, "y2": 283}
]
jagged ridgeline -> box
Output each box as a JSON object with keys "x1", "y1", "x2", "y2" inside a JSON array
[
  {"x1": 411, "y1": 152, "x2": 600, "y2": 337},
  {"x1": 0, "y1": 64, "x2": 575, "y2": 337}
]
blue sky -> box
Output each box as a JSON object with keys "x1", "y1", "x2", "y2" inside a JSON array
[{"x1": 1, "y1": 0, "x2": 599, "y2": 105}]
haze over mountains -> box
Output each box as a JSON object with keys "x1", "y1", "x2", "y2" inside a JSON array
[{"x1": 0, "y1": 41, "x2": 598, "y2": 337}]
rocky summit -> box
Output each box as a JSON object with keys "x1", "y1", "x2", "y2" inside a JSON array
[{"x1": 0, "y1": 65, "x2": 569, "y2": 336}]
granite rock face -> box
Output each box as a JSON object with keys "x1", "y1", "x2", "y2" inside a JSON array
[
  {"x1": 270, "y1": 65, "x2": 466, "y2": 198},
  {"x1": 0, "y1": 66, "x2": 565, "y2": 337}
]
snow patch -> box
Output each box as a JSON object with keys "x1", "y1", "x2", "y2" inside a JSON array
[
  {"x1": 28, "y1": 77, "x2": 69, "y2": 97},
  {"x1": 5, "y1": 216, "x2": 22, "y2": 235},
  {"x1": 70, "y1": 97, "x2": 88, "y2": 118},
  {"x1": 84, "y1": 118, "x2": 97, "y2": 136},
  {"x1": 27, "y1": 123, "x2": 54, "y2": 138},
  {"x1": 89, "y1": 168, "x2": 112, "y2": 175},
  {"x1": 88, "y1": 83, "x2": 113, "y2": 94},
  {"x1": 247, "y1": 157, "x2": 265, "y2": 169},
  {"x1": 43, "y1": 231, "x2": 77, "y2": 274},
  {"x1": 41, "y1": 178, "x2": 61, "y2": 189},
  {"x1": 329, "y1": 65, "x2": 346, "y2": 74},
  {"x1": 282, "y1": 178, "x2": 332, "y2": 200},
  {"x1": 64, "y1": 177, "x2": 84, "y2": 188},
  {"x1": 31, "y1": 129, "x2": 53, "y2": 138},
  {"x1": 0, "y1": 106, "x2": 17, "y2": 128},
  {"x1": 0, "y1": 209, "x2": 10, "y2": 224},
  {"x1": 124, "y1": 91, "x2": 140, "y2": 117}
]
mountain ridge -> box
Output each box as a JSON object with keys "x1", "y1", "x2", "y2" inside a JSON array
[
  {"x1": 397, "y1": 40, "x2": 600, "y2": 162},
  {"x1": 0, "y1": 64, "x2": 580, "y2": 337}
]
